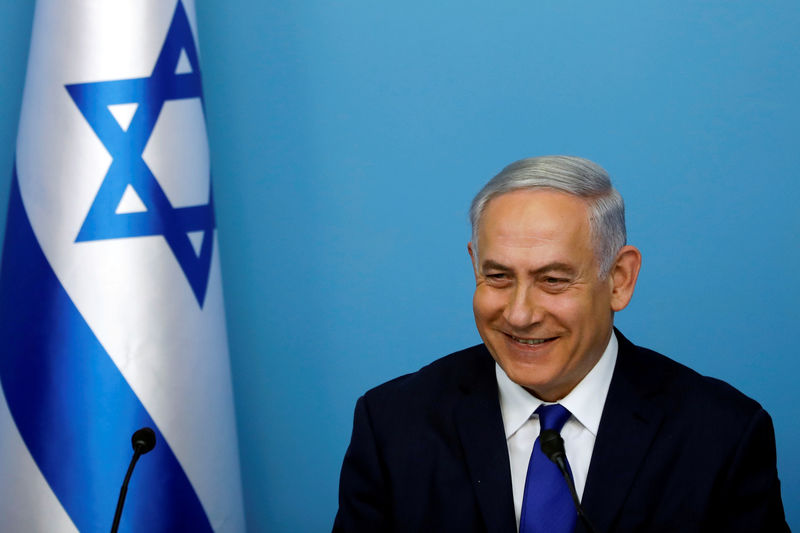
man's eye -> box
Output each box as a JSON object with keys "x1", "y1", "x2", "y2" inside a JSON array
[{"x1": 485, "y1": 273, "x2": 508, "y2": 281}]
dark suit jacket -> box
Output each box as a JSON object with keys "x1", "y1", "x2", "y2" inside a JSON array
[{"x1": 333, "y1": 330, "x2": 788, "y2": 532}]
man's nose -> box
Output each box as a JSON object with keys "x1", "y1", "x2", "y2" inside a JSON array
[{"x1": 503, "y1": 283, "x2": 542, "y2": 328}]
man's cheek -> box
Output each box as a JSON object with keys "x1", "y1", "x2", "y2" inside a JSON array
[{"x1": 473, "y1": 289, "x2": 504, "y2": 317}]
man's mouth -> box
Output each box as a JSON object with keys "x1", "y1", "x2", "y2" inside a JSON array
[{"x1": 509, "y1": 335, "x2": 555, "y2": 345}]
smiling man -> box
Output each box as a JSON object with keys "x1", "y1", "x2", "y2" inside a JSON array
[
  {"x1": 468, "y1": 187, "x2": 640, "y2": 403},
  {"x1": 333, "y1": 156, "x2": 788, "y2": 533}
]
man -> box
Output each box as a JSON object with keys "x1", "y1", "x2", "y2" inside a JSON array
[{"x1": 333, "y1": 156, "x2": 788, "y2": 532}]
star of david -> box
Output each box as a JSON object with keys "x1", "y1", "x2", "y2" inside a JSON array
[{"x1": 65, "y1": 1, "x2": 215, "y2": 306}]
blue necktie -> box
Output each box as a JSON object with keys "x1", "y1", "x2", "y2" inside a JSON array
[{"x1": 519, "y1": 403, "x2": 576, "y2": 533}]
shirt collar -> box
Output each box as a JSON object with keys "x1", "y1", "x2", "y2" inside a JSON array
[{"x1": 496, "y1": 330, "x2": 619, "y2": 439}]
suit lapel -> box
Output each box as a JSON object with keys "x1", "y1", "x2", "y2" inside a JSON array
[
  {"x1": 579, "y1": 331, "x2": 666, "y2": 532},
  {"x1": 454, "y1": 348, "x2": 517, "y2": 533}
]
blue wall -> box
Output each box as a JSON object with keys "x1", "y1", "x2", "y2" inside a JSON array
[{"x1": 1, "y1": 1, "x2": 798, "y2": 530}]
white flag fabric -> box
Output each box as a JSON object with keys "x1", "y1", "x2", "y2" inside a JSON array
[{"x1": 0, "y1": 1, "x2": 245, "y2": 531}]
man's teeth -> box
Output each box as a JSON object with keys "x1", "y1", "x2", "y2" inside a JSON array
[{"x1": 512, "y1": 336, "x2": 549, "y2": 345}]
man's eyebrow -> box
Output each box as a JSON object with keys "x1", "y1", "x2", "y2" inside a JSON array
[
  {"x1": 533, "y1": 262, "x2": 577, "y2": 276},
  {"x1": 480, "y1": 259, "x2": 577, "y2": 275},
  {"x1": 480, "y1": 259, "x2": 511, "y2": 272}
]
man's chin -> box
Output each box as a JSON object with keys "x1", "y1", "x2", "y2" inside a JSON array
[{"x1": 498, "y1": 363, "x2": 561, "y2": 399}]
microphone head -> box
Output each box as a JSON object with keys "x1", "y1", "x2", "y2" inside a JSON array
[
  {"x1": 539, "y1": 429, "x2": 566, "y2": 463},
  {"x1": 131, "y1": 427, "x2": 157, "y2": 454}
]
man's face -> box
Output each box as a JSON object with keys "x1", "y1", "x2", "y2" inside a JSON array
[{"x1": 469, "y1": 189, "x2": 615, "y2": 401}]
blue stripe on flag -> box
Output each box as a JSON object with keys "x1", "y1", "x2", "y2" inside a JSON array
[{"x1": 0, "y1": 169, "x2": 212, "y2": 532}]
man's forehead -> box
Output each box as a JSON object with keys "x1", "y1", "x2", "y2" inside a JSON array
[
  {"x1": 475, "y1": 189, "x2": 596, "y2": 271},
  {"x1": 489, "y1": 229, "x2": 561, "y2": 250},
  {"x1": 480, "y1": 189, "x2": 591, "y2": 236}
]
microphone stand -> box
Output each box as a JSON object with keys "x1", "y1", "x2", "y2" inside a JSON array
[
  {"x1": 110, "y1": 427, "x2": 156, "y2": 533},
  {"x1": 540, "y1": 429, "x2": 599, "y2": 533}
]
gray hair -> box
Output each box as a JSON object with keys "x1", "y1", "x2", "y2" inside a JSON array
[{"x1": 469, "y1": 155, "x2": 626, "y2": 278}]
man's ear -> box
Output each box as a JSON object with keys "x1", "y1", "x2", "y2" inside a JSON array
[
  {"x1": 609, "y1": 245, "x2": 642, "y2": 312},
  {"x1": 467, "y1": 242, "x2": 479, "y2": 279}
]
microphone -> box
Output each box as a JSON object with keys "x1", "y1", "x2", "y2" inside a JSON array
[
  {"x1": 110, "y1": 427, "x2": 157, "y2": 533},
  {"x1": 132, "y1": 427, "x2": 156, "y2": 454},
  {"x1": 540, "y1": 429, "x2": 599, "y2": 533}
]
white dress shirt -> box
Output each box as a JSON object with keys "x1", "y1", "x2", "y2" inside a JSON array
[{"x1": 496, "y1": 331, "x2": 618, "y2": 530}]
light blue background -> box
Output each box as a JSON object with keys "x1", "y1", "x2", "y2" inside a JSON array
[{"x1": 1, "y1": 1, "x2": 798, "y2": 531}]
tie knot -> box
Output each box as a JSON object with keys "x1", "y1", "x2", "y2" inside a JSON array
[{"x1": 535, "y1": 403, "x2": 571, "y2": 432}]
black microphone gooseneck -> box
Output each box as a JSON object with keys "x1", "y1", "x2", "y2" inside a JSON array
[
  {"x1": 539, "y1": 429, "x2": 599, "y2": 533},
  {"x1": 110, "y1": 427, "x2": 157, "y2": 533}
]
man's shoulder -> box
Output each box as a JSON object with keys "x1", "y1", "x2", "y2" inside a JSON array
[
  {"x1": 361, "y1": 344, "x2": 494, "y2": 410},
  {"x1": 620, "y1": 334, "x2": 764, "y2": 420}
]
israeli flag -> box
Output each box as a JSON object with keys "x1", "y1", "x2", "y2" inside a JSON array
[{"x1": 0, "y1": 1, "x2": 245, "y2": 531}]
